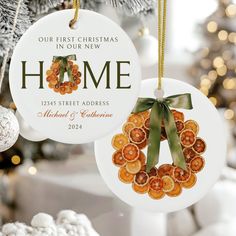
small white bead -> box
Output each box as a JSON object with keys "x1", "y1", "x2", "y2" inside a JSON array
[{"x1": 154, "y1": 88, "x2": 164, "y2": 99}]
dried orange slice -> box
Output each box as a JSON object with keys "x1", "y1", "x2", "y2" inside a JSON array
[
  {"x1": 181, "y1": 173, "x2": 197, "y2": 189},
  {"x1": 122, "y1": 143, "x2": 140, "y2": 162},
  {"x1": 157, "y1": 164, "x2": 174, "y2": 178},
  {"x1": 138, "y1": 151, "x2": 146, "y2": 166},
  {"x1": 189, "y1": 156, "x2": 205, "y2": 173},
  {"x1": 112, "y1": 150, "x2": 126, "y2": 167},
  {"x1": 161, "y1": 127, "x2": 167, "y2": 141},
  {"x1": 128, "y1": 114, "x2": 144, "y2": 127},
  {"x1": 193, "y1": 138, "x2": 206, "y2": 154},
  {"x1": 166, "y1": 182, "x2": 182, "y2": 197},
  {"x1": 112, "y1": 134, "x2": 129, "y2": 150},
  {"x1": 126, "y1": 160, "x2": 142, "y2": 174},
  {"x1": 129, "y1": 127, "x2": 147, "y2": 144},
  {"x1": 175, "y1": 120, "x2": 185, "y2": 133},
  {"x1": 173, "y1": 167, "x2": 191, "y2": 183},
  {"x1": 183, "y1": 148, "x2": 197, "y2": 163},
  {"x1": 148, "y1": 167, "x2": 158, "y2": 177},
  {"x1": 180, "y1": 129, "x2": 196, "y2": 148},
  {"x1": 134, "y1": 171, "x2": 149, "y2": 186},
  {"x1": 144, "y1": 117, "x2": 150, "y2": 130},
  {"x1": 139, "y1": 110, "x2": 150, "y2": 120},
  {"x1": 118, "y1": 167, "x2": 134, "y2": 184},
  {"x1": 136, "y1": 139, "x2": 148, "y2": 149},
  {"x1": 122, "y1": 122, "x2": 135, "y2": 136},
  {"x1": 162, "y1": 176, "x2": 175, "y2": 192},
  {"x1": 171, "y1": 110, "x2": 184, "y2": 122},
  {"x1": 184, "y1": 120, "x2": 199, "y2": 135},
  {"x1": 148, "y1": 189, "x2": 165, "y2": 200},
  {"x1": 149, "y1": 177, "x2": 163, "y2": 191},
  {"x1": 132, "y1": 182, "x2": 149, "y2": 194}
]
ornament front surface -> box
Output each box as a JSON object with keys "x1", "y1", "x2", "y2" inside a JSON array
[
  {"x1": 9, "y1": 10, "x2": 141, "y2": 144},
  {"x1": 95, "y1": 78, "x2": 226, "y2": 212}
]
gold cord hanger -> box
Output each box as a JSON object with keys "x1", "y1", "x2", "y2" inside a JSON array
[
  {"x1": 158, "y1": 0, "x2": 167, "y2": 90},
  {"x1": 69, "y1": 0, "x2": 80, "y2": 28}
]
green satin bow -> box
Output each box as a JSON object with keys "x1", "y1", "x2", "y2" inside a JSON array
[
  {"x1": 53, "y1": 55, "x2": 76, "y2": 83},
  {"x1": 132, "y1": 93, "x2": 193, "y2": 172}
]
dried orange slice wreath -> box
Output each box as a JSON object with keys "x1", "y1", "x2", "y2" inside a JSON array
[
  {"x1": 46, "y1": 61, "x2": 81, "y2": 95},
  {"x1": 111, "y1": 109, "x2": 206, "y2": 200}
]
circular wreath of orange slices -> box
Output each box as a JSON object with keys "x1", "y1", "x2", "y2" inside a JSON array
[
  {"x1": 46, "y1": 61, "x2": 81, "y2": 95},
  {"x1": 111, "y1": 109, "x2": 206, "y2": 200}
]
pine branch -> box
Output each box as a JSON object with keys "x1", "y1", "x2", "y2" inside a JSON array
[
  {"x1": 0, "y1": 0, "x2": 31, "y2": 91},
  {"x1": 80, "y1": 0, "x2": 105, "y2": 10},
  {"x1": 28, "y1": 0, "x2": 64, "y2": 15},
  {"x1": 0, "y1": 0, "x2": 31, "y2": 57},
  {"x1": 110, "y1": 0, "x2": 156, "y2": 16}
]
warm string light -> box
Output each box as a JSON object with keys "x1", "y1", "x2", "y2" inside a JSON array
[
  {"x1": 197, "y1": 1, "x2": 236, "y2": 113},
  {"x1": 28, "y1": 166, "x2": 37, "y2": 175},
  {"x1": 11, "y1": 155, "x2": 21, "y2": 165}
]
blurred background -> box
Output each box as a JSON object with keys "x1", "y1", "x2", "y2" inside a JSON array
[{"x1": 1, "y1": 0, "x2": 236, "y2": 235}]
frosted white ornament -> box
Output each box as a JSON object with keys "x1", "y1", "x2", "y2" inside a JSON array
[
  {"x1": 133, "y1": 27, "x2": 158, "y2": 67},
  {"x1": 195, "y1": 181, "x2": 236, "y2": 228},
  {"x1": 0, "y1": 106, "x2": 19, "y2": 152},
  {"x1": 15, "y1": 111, "x2": 47, "y2": 142}
]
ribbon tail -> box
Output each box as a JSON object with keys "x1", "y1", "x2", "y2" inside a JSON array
[
  {"x1": 67, "y1": 66, "x2": 73, "y2": 82},
  {"x1": 146, "y1": 101, "x2": 163, "y2": 173},
  {"x1": 163, "y1": 103, "x2": 187, "y2": 171},
  {"x1": 59, "y1": 60, "x2": 66, "y2": 83}
]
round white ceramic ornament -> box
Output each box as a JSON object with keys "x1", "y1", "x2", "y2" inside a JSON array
[
  {"x1": 95, "y1": 78, "x2": 226, "y2": 212},
  {"x1": 9, "y1": 9, "x2": 141, "y2": 144}
]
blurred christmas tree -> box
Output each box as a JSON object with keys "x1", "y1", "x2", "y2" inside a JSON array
[
  {"x1": 0, "y1": 0, "x2": 156, "y2": 171},
  {"x1": 190, "y1": 0, "x2": 236, "y2": 122}
]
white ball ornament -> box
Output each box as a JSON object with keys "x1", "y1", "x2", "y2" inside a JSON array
[
  {"x1": 15, "y1": 111, "x2": 47, "y2": 142},
  {"x1": 195, "y1": 181, "x2": 236, "y2": 228},
  {"x1": 133, "y1": 27, "x2": 158, "y2": 67},
  {"x1": 0, "y1": 106, "x2": 19, "y2": 152}
]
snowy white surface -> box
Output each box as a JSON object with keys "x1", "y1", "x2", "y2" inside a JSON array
[{"x1": 1, "y1": 210, "x2": 99, "y2": 236}]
